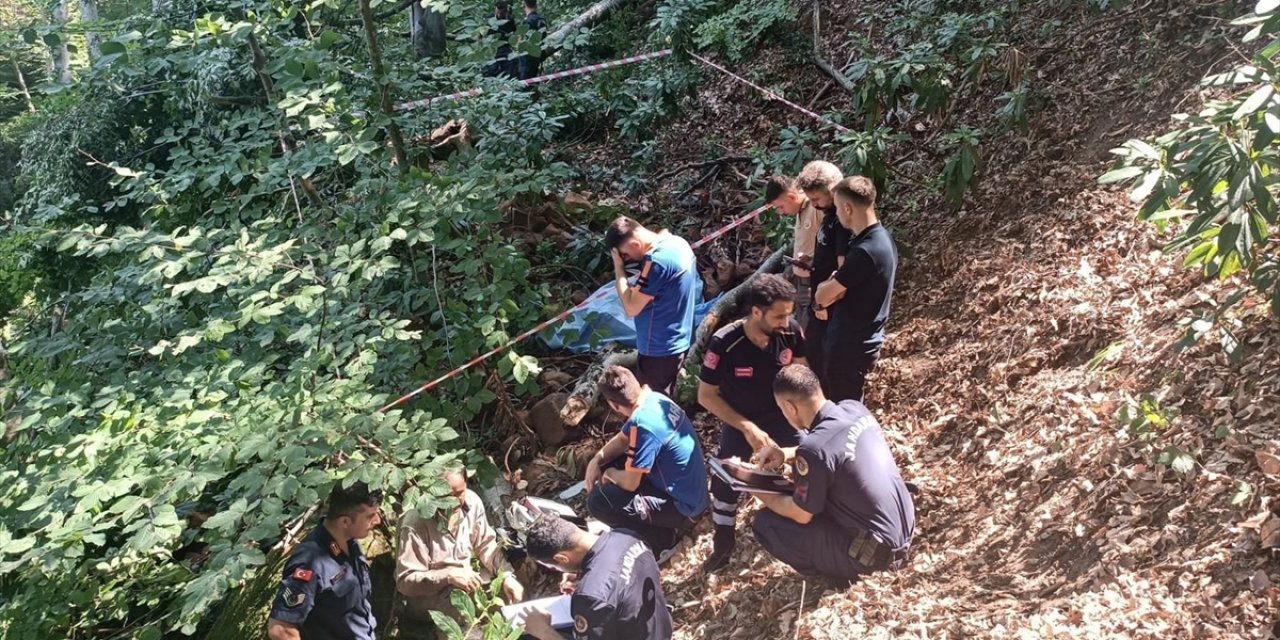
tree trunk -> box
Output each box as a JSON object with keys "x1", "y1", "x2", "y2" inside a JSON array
[
  {"x1": 80, "y1": 0, "x2": 101, "y2": 60},
  {"x1": 559, "y1": 349, "x2": 638, "y2": 427},
  {"x1": 357, "y1": 0, "x2": 409, "y2": 172},
  {"x1": 246, "y1": 33, "x2": 325, "y2": 206},
  {"x1": 546, "y1": 0, "x2": 627, "y2": 46},
  {"x1": 10, "y1": 53, "x2": 35, "y2": 113},
  {"x1": 152, "y1": 0, "x2": 170, "y2": 11},
  {"x1": 50, "y1": 0, "x2": 71, "y2": 84},
  {"x1": 409, "y1": 1, "x2": 446, "y2": 60}
]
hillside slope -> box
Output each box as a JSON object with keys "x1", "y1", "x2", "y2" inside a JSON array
[{"x1": 621, "y1": 1, "x2": 1280, "y2": 637}]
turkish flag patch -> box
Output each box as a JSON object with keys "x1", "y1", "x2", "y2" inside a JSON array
[
  {"x1": 779, "y1": 349, "x2": 793, "y2": 365},
  {"x1": 734, "y1": 367, "x2": 753, "y2": 377},
  {"x1": 702, "y1": 351, "x2": 720, "y2": 370},
  {"x1": 292, "y1": 567, "x2": 314, "y2": 582}
]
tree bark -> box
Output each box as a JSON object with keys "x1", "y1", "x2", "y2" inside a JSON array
[
  {"x1": 357, "y1": 0, "x2": 409, "y2": 172},
  {"x1": 152, "y1": 0, "x2": 171, "y2": 12},
  {"x1": 559, "y1": 349, "x2": 638, "y2": 427},
  {"x1": 10, "y1": 53, "x2": 35, "y2": 113},
  {"x1": 79, "y1": 0, "x2": 101, "y2": 60},
  {"x1": 50, "y1": 0, "x2": 71, "y2": 84},
  {"x1": 409, "y1": 1, "x2": 446, "y2": 60},
  {"x1": 546, "y1": 0, "x2": 627, "y2": 46}
]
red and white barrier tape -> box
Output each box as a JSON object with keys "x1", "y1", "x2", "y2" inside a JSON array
[
  {"x1": 377, "y1": 203, "x2": 770, "y2": 413},
  {"x1": 687, "y1": 52, "x2": 852, "y2": 134},
  {"x1": 394, "y1": 49, "x2": 674, "y2": 113}
]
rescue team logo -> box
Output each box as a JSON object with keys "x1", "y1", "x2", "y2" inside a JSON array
[
  {"x1": 702, "y1": 351, "x2": 720, "y2": 371},
  {"x1": 779, "y1": 348, "x2": 793, "y2": 365},
  {"x1": 734, "y1": 367, "x2": 753, "y2": 378},
  {"x1": 795, "y1": 456, "x2": 809, "y2": 476},
  {"x1": 574, "y1": 614, "x2": 590, "y2": 634},
  {"x1": 282, "y1": 587, "x2": 307, "y2": 608},
  {"x1": 292, "y1": 567, "x2": 314, "y2": 582}
]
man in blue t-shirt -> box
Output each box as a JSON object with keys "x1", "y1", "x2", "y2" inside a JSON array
[
  {"x1": 583, "y1": 365, "x2": 709, "y2": 560},
  {"x1": 605, "y1": 216, "x2": 698, "y2": 396}
]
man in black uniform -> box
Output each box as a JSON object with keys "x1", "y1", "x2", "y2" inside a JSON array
[
  {"x1": 795, "y1": 160, "x2": 847, "y2": 394},
  {"x1": 517, "y1": 0, "x2": 548, "y2": 80},
  {"x1": 520, "y1": 516, "x2": 672, "y2": 640},
  {"x1": 814, "y1": 176, "x2": 897, "y2": 403},
  {"x1": 483, "y1": 1, "x2": 517, "y2": 78},
  {"x1": 752, "y1": 365, "x2": 914, "y2": 584},
  {"x1": 697, "y1": 274, "x2": 808, "y2": 572},
  {"x1": 267, "y1": 482, "x2": 383, "y2": 640}
]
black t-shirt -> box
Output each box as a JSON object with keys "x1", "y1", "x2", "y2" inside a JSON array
[
  {"x1": 793, "y1": 400, "x2": 915, "y2": 549},
  {"x1": 810, "y1": 205, "x2": 850, "y2": 303},
  {"x1": 827, "y1": 222, "x2": 896, "y2": 355},
  {"x1": 269, "y1": 526, "x2": 376, "y2": 640},
  {"x1": 699, "y1": 317, "x2": 807, "y2": 438},
  {"x1": 523, "y1": 11, "x2": 547, "y2": 33},
  {"x1": 571, "y1": 529, "x2": 672, "y2": 640}
]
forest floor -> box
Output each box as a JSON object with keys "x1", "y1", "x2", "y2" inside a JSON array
[{"x1": 511, "y1": 0, "x2": 1280, "y2": 638}]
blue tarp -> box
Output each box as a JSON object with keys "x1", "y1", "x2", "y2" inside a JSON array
[{"x1": 539, "y1": 280, "x2": 722, "y2": 353}]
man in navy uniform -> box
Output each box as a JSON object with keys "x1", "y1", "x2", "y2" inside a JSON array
[
  {"x1": 696, "y1": 274, "x2": 808, "y2": 572},
  {"x1": 583, "y1": 365, "x2": 709, "y2": 560},
  {"x1": 517, "y1": 0, "x2": 548, "y2": 80},
  {"x1": 267, "y1": 482, "x2": 383, "y2": 640},
  {"x1": 519, "y1": 516, "x2": 672, "y2": 640},
  {"x1": 752, "y1": 364, "x2": 914, "y2": 585},
  {"x1": 814, "y1": 176, "x2": 897, "y2": 403},
  {"x1": 605, "y1": 216, "x2": 698, "y2": 396}
]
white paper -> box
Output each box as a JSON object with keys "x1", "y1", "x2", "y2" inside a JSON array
[{"x1": 501, "y1": 594, "x2": 573, "y2": 628}]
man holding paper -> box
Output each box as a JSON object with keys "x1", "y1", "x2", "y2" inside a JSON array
[
  {"x1": 519, "y1": 515, "x2": 672, "y2": 640},
  {"x1": 752, "y1": 364, "x2": 915, "y2": 585}
]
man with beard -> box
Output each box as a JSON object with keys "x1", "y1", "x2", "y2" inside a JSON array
[
  {"x1": 696, "y1": 274, "x2": 808, "y2": 572},
  {"x1": 764, "y1": 174, "x2": 821, "y2": 330},
  {"x1": 794, "y1": 161, "x2": 847, "y2": 393}
]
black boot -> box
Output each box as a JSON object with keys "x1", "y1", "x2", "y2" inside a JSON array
[{"x1": 701, "y1": 525, "x2": 736, "y2": 573}]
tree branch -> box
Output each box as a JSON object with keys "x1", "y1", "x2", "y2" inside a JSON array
[
  {"x1": 689, "y1": 248, "x2": 786, "y2": 366},
  {"x1": 653, "y1": 155, "x2": 752, "y2": 182},
  {"x1": 337, "y1": 0, "x2": 414, "y2": 26},
  {"x1": 247, "y1": 33, "x2": 325, "y2": 206},
  {"x1": 357, "y1": 0, "x2": 409, "y2": 172}
]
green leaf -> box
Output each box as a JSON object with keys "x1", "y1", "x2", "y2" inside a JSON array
[
  {"x1": 1234, "y1": 84, "x2": 1275, "y2": 119},
  {"x1": 1258, "y1": 0, "x2": 1279, "y2": 15},
  {"x1": 43, "y1": 33, "x2": 61, "y2": 47},
  {"x1": 1099, "y1": 165, "x2": 1144, "y2": 184}
]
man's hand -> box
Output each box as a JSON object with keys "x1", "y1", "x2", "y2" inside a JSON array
[
  {"x1": 584, "y1": 456, "x2": 604, "y2": 491},
  {"x1": 814, "y1": 307, "x2": 829, "y2": 321},
  {"x1": 502, "y1": 575, "x2": 524, "y2": 603},
  {"x1": 755, "y1": 445, "x2": 787, "y2": 472},
  {"x1": 559, "y1": 572, "x2": 579, "y2": 595},
  {"x1": 742, "y1": 425, "x2": 776, "y2": 454},
  {"x1": 611, "y1": 248, "x2": 625, "y2": 276},
  {"x1": 446, "y1": 567, "x2": 482, "y2": 593},
  {"x1": 521, "y1": 608, "x2": 556, "y2": 639}
]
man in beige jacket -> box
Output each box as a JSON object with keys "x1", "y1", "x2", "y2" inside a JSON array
[{"x1": 396, "y1": 468, "x2": 524, "y2": 638}]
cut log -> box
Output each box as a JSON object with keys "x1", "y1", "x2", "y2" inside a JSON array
[
  {"x1": 530, "y1": 392, "x2": 572, "y2": 447},
  {"x1": 559, "y1": 349, "x2": 638, "y2": 427},
  {"x1": 689, "y1": 248, "x2": 786, "y2": 366}
]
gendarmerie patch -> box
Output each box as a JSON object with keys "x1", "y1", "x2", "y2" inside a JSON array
[
  {"x1": 574, "y1": 614, "x2": 589, "y2": 634},
  {"x1": 795, "y1": 455, "x2": 809, "y2": 476}
]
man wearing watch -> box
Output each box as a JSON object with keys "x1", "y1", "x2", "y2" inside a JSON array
[{"x1": 696, "y1": 275, "x2": 808, "y2": 573}]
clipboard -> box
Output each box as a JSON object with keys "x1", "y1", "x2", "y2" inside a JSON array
[
  {"x1": 501, "y1": 594, "x2": 574, "y2": 630},
  {"x1": 708, "y1": 457, "x2": 795, "y2": 495}
]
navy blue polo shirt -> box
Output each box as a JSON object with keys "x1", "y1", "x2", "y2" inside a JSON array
[
  {"x1": 571, "y1": 529, "x2": 672, "y2": 640},
  {"x1": 792, "y1": 400, "x2": 914, "y2": 549},
  {"x1": 827, "y1": 222, "x2": 896, "y2": 355},
  {"x1": 621, "y1": 390, "x2": 710, "y2": 518},
  {"x1": 269, "y1": 525, "x2": 376, "y2": 640},
  {"x1": 698, "y1": 317, "x2": 807, "y2": 439}
]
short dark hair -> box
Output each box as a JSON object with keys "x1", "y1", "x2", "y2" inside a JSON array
[
  {"x1": 524, "y1": 515, "x2": 580, "y2": 562},
  {"x1": 325, "y1": 481, "x2": 382, "y2": 520},
  {"x1": 743, "y1": 274, "x2": 795, "y2": 312},
  {"x1": 599, "y1": 365, "x2": 642, "y2": 407},
  {"x1": 604, "y1": 216, "x2": 642, "y2": 251},
  {"x1": 524, "y1": 0, "x2": 536, "y2": 8},
  {"x1": 832, "y1": 176, "x2": 876, "y2": 208},
  {"x1": 764, "y1": 175, "x2": 795, "y2": 203},
  {"x1": 772, "y1": 364, "x2": 823, "y2": 400}
]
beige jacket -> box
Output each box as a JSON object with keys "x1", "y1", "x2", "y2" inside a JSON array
[
  {"x1": 792, "y1": 200, "x2": 820, "y2": 278},
  {"x1": 395, "y1": 489, "x2": 511, "y2": 624}
]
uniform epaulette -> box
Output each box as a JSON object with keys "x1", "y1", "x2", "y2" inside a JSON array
[{"x1": 712, "y1": 318, "x2": 745, "y2": 340}]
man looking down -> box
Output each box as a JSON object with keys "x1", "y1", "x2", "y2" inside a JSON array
[
  {"x1": 752, "y1": 364, "x2": 914, "y2": 585},
  {"x1": 765, "y1": 174, "x2": 821, "y2": 330},
  {"x1": 794, "y1": 161, "x2": 847, "y2": 391}
]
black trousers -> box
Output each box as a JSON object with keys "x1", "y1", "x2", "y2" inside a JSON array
[
  {"x1": 710, "y1": 423, "x2": 802, "y2": 530},
  {"x1": 586, "y1": 459, "x2": 695, "y2": 552},
  {"x1": 751, "y1": 511, "x2": 866, "y2": 581},
  {"x1": 635, "y1": 353, "x2": 684, "y2": 396},
  {"x1": 805, "y1": 315, "x2": 828, "y2": 386},
  {"x1": 821, "y1": 352, "x2": 876, "y2": 403}
]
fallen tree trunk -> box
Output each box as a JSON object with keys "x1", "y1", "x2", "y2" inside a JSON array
[
  {"x1": 559, "y1": 348, "x2": 638, "y2": 427},
  {"x1": 689, "y1": 248, "x2": 786, "y2": 366},
  {"x1": 546, "y1": 0, "x2": 629, "y2": 45}
]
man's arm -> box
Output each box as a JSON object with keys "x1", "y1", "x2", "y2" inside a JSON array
[
  {"x1": 697, "y1": 382, "x2": 774, "y2": 452},
  {"x1": 755, "y1": 493, "x2": 814, "y2": 525},
  {"x1": 817, "y1": 246, "x2": 871, "y2": 307},
  {"x1": 602, "y1": 466, "x2": 643, "y2": 492},
  {"x1": 585, "y1": 432, "x2": 629, "y2": 490},
  {"x1": 612, "y1": 250, "x2": 654, "y2": 318},
  {"x1": 814, "y1": 276, "x2": 846, "y2": 308},
  {"x1": 266, "y1": 619, "x2": 301, "y2": 640}
]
